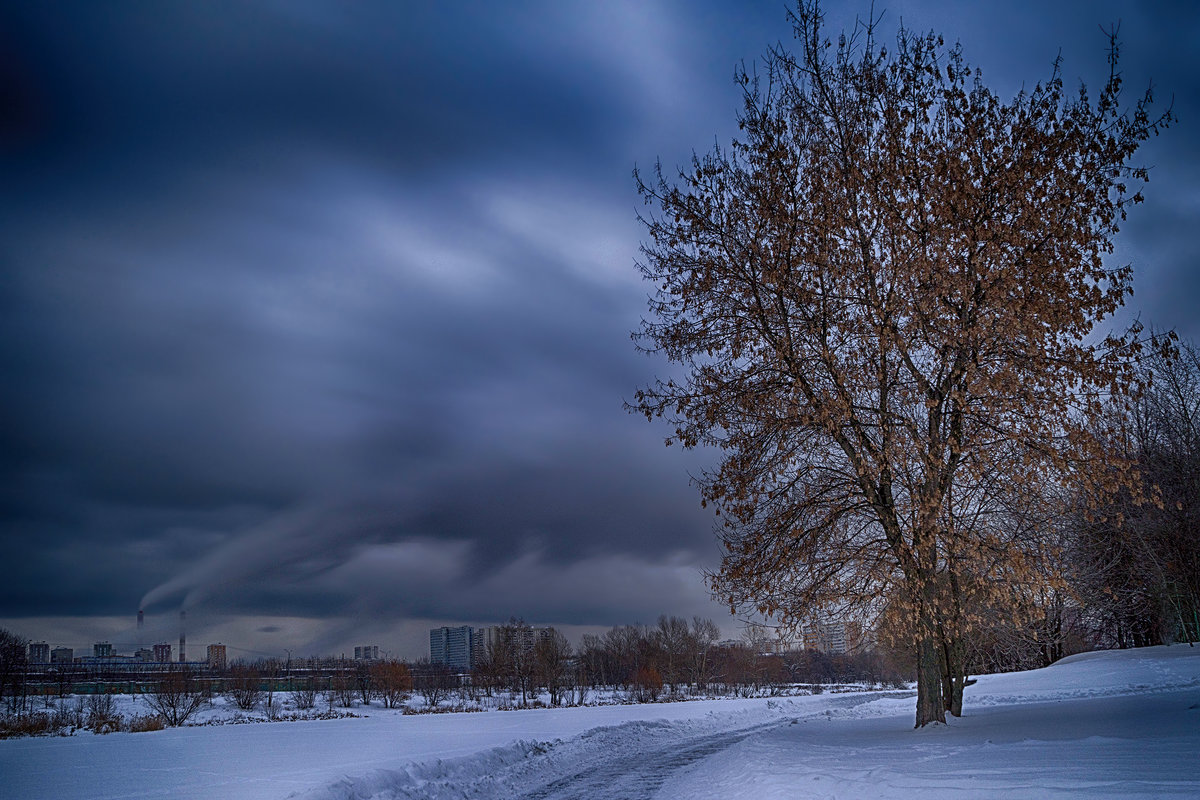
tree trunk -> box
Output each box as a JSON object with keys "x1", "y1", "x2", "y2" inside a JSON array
[
  {"x1": 937, "y1": 629, "x2": 965, "y2": 717},
  {"x1": 915, "y1": 617, "x2": 946, "y2": 728}
]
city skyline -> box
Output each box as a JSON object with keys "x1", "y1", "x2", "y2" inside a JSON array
[{"x1": 2, "y1": 0, "x2": 1197, "y2": 660}]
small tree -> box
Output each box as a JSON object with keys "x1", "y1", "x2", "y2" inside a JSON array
[
  {"x1": 261, "y1": 659, "x2": 281, "y2": 716},
  {"x1": 653, "y1": 616, "x2": 693, "y2": 696},
  {"x1": 371, "y1": 660, "x2": 412, "y2": 709},
  {"x1": 631, "y1": 666, "x2": 663, "y2": 703},
  {"x1": 290, "y1": 676, "x2": 317, "y2": 710},
  {"x1": 331, "y1": 666, "x2": 357, "y2": 708},
  {"x1": 413, "y1": 659, "x2": 455, "y2": 708},
  {"x1": 146, "y1": 667, "x2": 207, "y2": 726},
  {"x1": 687, "y1": 617, "x2": 721, "y2": 693},
  {"x1": 85, "y1": 692, "x2": 119, "y2": 733},
  {"x1": 354, "y1": 662, "x2": 373, "y2": 706},
  {"x1": 534, "y1": 630, "x2": 572, "y2": 707},
  {"x1": 0, "y1": 629, "x2": 27, "y2": 712},
  {"x1": 227, "y1": 664, "x2": 263, "y2": 711}
]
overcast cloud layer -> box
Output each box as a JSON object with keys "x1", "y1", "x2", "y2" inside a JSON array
[{"x1": 2, "y1": 1, "x2": 1197, "y2": 660}]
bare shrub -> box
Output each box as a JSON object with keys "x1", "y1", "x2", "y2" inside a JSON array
[
  {"x1": 227, "y1": 664, "x2": 263, "y2": 711},
  {"x1": 632, "y1": 666, "x2": 663, "y2": 703},
  {"x1": 290, "y1": 678, "x2": 317, "y2": 710},
  {"x1": 413, "y1": 659, "x2": 455, "y2": 708},
  {"x1": 0, "y1": 712, "x2": 58, "y2": 739},
  {"x1": 371, "y1": 660, "x2": 412, "y2": 709},
  {"x1": 125, "y1": 713, "x2": 166, "y2": 733},
  {"x1": 146, "y1": 667, "x2": 207, "y2": 726},
  {"x1": 331, "y1": 672, "x2": 357, "y2": 708},
  {"x1": 86, "y1": 693, "x2": 120, "y2": 733}
]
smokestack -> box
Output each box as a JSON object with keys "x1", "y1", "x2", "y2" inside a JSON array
[
  {"x1": 137, "y1": 609, "x2": 144, "y2": 630},
  {"x1": 179, "y1": 610, "x2": 186, "y2": 663}
]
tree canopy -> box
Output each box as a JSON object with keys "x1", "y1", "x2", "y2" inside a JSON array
[{"x1": 632, "y1": 2, "x2": 1171, "y2": 727}]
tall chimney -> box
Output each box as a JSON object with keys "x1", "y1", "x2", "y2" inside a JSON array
[
  {"x1": 179, "y1": 610, "x2": 186, "y2": 663},
  {"x1": 137, "y1": 609, "x2": 144, "y2": 630}
]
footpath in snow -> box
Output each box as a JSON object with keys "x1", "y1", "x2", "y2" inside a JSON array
[{"x1": 3, "y1": 645, "x2": 1199, "y2": 800}]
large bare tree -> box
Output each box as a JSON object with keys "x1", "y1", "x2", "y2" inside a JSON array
[{"x1": 632, "y1": 2, "x2": 1169, "y2": 726}]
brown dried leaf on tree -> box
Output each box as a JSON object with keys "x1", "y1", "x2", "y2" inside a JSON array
[{"x1": 630, "y1": 1, "x2": 1171, "y2": 727}]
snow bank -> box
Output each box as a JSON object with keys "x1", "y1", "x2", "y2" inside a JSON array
[
  {"x1": 966, "y1": 642, "x2": 1200, "y2": 706},
  {"x1": 659, "y1": 645, "x2": 1200, "y2": 800}
]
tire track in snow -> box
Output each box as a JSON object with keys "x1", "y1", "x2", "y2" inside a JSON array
[
  {"x1": 510, "y1": 692, "x2": 916, "y2": 800},
  {"x1": 515, "y1": 720, "x2": 780, "y2": 800}
]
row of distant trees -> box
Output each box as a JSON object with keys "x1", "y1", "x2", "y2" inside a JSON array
[
  {"x1": 0, "y1": 620, "x2": 911, "y2": 727},
  {"x1": 469, "y1": 616, "x2": 911, "y2": 708}
]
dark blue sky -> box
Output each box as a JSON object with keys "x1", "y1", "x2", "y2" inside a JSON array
[{"x1": 2, "y1": 1, "x2": 1196, "y2": 659}]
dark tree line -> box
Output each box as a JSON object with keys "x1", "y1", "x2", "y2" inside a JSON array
[{"x1": 1071, "y1": 340, "x2": 1200, "y2": 649}]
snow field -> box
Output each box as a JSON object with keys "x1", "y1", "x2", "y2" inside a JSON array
[{"x1": 2, "y1": 645, "x2": 1198, "y2": 800}]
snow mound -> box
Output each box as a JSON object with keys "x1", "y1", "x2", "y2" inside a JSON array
[{"x1": 967, "y1": 643, "x2": 1200, "y2": 707}]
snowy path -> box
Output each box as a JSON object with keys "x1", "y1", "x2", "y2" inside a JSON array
[
  {"x1": 515, "y1": 719, "x2": 782, "y2": 800},
  {"x1": 292, "y1": 695, "x2": 886, "y2": 800},
  {"x1": 511, "y1": 693, "x2": 916, "y2": 800}
]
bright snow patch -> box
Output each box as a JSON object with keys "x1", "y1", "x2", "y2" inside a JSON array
[{"x1": 3, "y1": 645, "x2": 1198, "y2": 799}]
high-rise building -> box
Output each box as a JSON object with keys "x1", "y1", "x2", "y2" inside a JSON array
[
  {"x1": 471, "y1": 626, "x2": 496, "y2": 668},
  {"x1": 93, "y1": 642, "x2": 113, "y2": 658},
  {"x1": 510, "y1": 624, "x2": 556, "y2": 656},
  {"x1": 207, "y1": 644, "x2": 227, "y2": 670},
  {"x1": 28, "y1": 642, "x2": 50, "y2": 664},
  {"x1": 430, "y1": 626, "x2": 476, "y2": 671},
  {"x1": 800, "y1": 618, "x2": 861, "y2": 655},
  {"x1": 153, "y1": 643, "x2": 172, "y2": 663},
  {"x1": 51, "y1": 647, "x2": 73, "y2": 664},
  {"x1": 353, "y1": 645, "x2": 379, "y2": 661},
  {"x1": 464, "y1": 624, "x2": 560, "y2": 670}
]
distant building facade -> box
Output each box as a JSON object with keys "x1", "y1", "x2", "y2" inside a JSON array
[
  {"x1": 28, "y1": 642, "x2": 50, "y2": 664},
  {"x1": 134, "y1": 647, "x2": 154, "y2": 661},
  {"x1": 430, "y1": 626, "x2": 476, "y2": 671},
  {"x1": 50, "y1": 647, "x2": 73, "y2": 664},
  {"x1": 207, "y1": 644, "x2": 227, "y2": 670},
  {"x1": 353, "y1": 645, "x2": 379, "y2": 661},
  {"x1": 801, "y1": 619, "x2": 862, "y2": 655},
  {"x1": 435, "y1": 623, "x2": 560, "y2": 672},
  {"x1": 470, "y1": 627, "x2": 496, "y2": 668},
  {"x1": 153, "y1": 643, "x2": 173, "y2": 663},
  {"x1": 93, "y1": 642, "x2": 113, "y2": 658}
]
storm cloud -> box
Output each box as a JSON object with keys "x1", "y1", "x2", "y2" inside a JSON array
[{"x1": 2, "y1": 0, "x2": 1196, "y2": 658}]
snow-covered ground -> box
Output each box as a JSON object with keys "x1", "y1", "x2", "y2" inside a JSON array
[{"x1": 3, "y1": 645, "x2": 1198, "y2": 799}]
